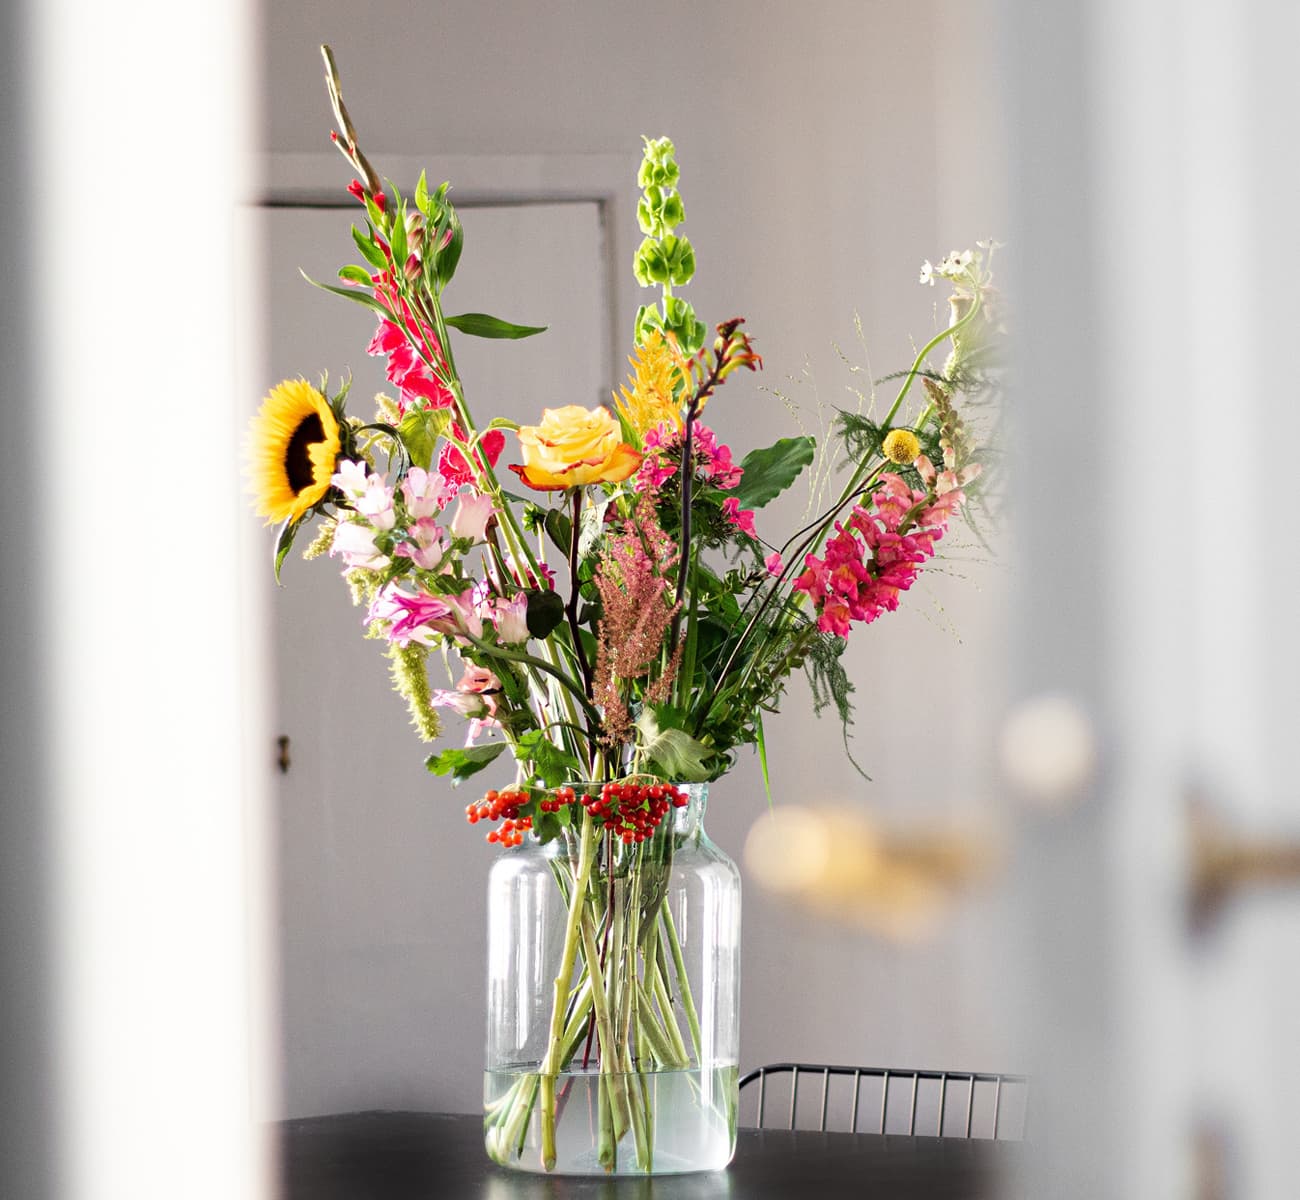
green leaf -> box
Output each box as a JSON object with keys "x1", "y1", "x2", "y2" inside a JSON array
[
  {"x1": 516, "y1": 729, "x2": 581, "y2": 789},
  {"x1": 301, "y1": 271, "x2": 394, "y2": 318},
  {"x1": 351, "y1": 225, "x2": 387, "y2": 269},
  {"x1": 543, "y1": 509, "x2": 572, "y2": 556},
  {"x1": 337, "y1": 264, "x2": 372, "y2": 285},
  {"x1": 414, "y1": 169, "x2": 430, "y2": 214},
  {"x1": 398, "y1": 407, "x2": 453, "y2": 471},
  {"x1": 424, "y1": 741, "x2": 507, "y2": 785},
  {"x1": 436, "y1": 214, "x2": 464, "y2": 289},
  {"x1": 525, "y1": 589, "x2": 566, "y2": 639},
  {"x1": 444, "y1": 312, "x2": 547, "y2": 340},
  {"x1": 635, "y1": 710, "x2": 713, "y2": 782},
  {"x1": 273, "y1": 514, "x2": 304, "y2": 584},
  {"x1": 733, "y1": 436, "x2": 816, "y2": 510}
]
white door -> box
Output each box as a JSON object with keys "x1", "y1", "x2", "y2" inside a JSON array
[
  {"x1": 1001, "y1": 3, "x2": 1300, "y2": 1197},
  {"x1": 254, "y1": 199, "x2": 608, "y2": 1117}
]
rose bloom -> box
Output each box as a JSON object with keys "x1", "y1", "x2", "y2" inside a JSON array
[{"x1": 509, "y1": 404, "x2": 641, "y2": 491}]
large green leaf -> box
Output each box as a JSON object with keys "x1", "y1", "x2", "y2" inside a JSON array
[
  {"x1": 424, "y1": 741, "x2": 507, "y2": 785},
  {"x1": 444, "y1": 312, "x2": 547, "y2": 340},
  {"x1": 635, "y1": 710, "x2": 713, "y2": 782},
  {"x1": 733, "y1": 435, "x2": 816, "y2": 510},
  {"x1": 398, "y1": 407, "x2": 452, "y2": 471},
  {"x1": 525, "y1": 589, "x2": 566, "y2": 639}
]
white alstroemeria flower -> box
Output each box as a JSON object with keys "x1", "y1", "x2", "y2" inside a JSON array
[
  {"x1": 330, "y1": 521, "x2": 389, "y2": 569},
  {"x1": 356, "y1": 474, "x2": 397, "y2": 531},
  {"x1": 402, "y1": 466, "x2": 453, "y2": 520},
  {"x1": 330, "y1": 459, "x2": 370, "y2": 501}
]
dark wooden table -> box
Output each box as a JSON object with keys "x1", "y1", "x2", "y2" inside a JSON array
[{"x1": 279, "y1": 1111, "x2": 1018, "y2": 1199}]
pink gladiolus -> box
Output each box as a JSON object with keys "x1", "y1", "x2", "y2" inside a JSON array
[{"x1": 438, "y1": 425, "x2": 506, "y2": 488}]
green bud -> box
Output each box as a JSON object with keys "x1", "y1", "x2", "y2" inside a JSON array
[
  {"x1": 634, "y1": 302, "x2": 665, "y2": 346},
  {"x1": 638, "y1": 136, "x2": 680, "y2": 189},
  {"x1": 660, "y1": 192, "x2": 684, "y2": 229},
  {"x1": 661, "y1": 234, "x2": 695, "y2": 286},
  {"x1": 633, "y1": 237, "x2": 671, "y2": 286}
]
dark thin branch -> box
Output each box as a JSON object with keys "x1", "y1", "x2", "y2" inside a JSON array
[{"x1": 565, "y1": 488, "x2": 593, "y2": 694}]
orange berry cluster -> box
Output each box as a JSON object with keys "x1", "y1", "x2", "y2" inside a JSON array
[
  {"x1": 465, "y1": 782, "x2": 690, "y2": 846},
  {"x1": 465, "y1": 788, "x2": 532, "y2": 847},
  {"x1": 583, "y1": 781, "x2": 689, "y2": 844}
]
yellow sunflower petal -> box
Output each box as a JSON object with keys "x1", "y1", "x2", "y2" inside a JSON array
[{"x1": 247, "y1": 378, "x2": 342, "y2": 524}]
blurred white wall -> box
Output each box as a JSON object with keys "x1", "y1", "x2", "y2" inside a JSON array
[
  {"x1": 1, "y1": 0, "x2": 271, "y2": 1197},
  {"x1": 258, "y1": 0, "x2": 1016, "y2": 1118}
]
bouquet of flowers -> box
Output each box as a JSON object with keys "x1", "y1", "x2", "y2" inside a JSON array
[{"x1": 248, "y1": 47, "x2": 999, "y2": 1175}]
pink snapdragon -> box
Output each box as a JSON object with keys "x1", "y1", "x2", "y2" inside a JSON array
[
  {"x1": 793, "y1": 471, "x2": 969, "y2": 638},
  {"x1": 354, "y1": 473, "x2": 396, "y2": 531}
]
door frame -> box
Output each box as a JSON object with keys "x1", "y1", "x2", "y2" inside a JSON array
[{"x1": 257, "y1": 151, "x2": 639, "y2": 398}]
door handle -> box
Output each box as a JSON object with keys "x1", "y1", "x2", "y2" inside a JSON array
[{"x1": 1189, "y1": 800, "x2": 1300, "y2": 931}]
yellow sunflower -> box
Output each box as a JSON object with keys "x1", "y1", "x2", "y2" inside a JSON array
[
  {"x1": 613, "y1": 331, "x2": 687, "y2": 442},
  {"x1": 247, "y1": 379, "x2": 342, "y2": 524}
]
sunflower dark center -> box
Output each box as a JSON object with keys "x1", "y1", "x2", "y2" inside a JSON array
[{"x1": 284, "y1": 413, "x2": 326, "y2": 494}]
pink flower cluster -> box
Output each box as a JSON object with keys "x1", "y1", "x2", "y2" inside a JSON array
[
  {"x1": 637, "y1": 422, "x2": 742, "y2": 491},
  {"x1": 793, "y1": 459, "x2": 967, "y2": 638},
  {"x1": 330, "y1": 463, "x2": 484, "y2": 572},
  {"x1": 636, "y1": 421, "x2": 756, "y2": 536},
  {"x1": 367, "y1": 314, "x2": 455, "y2": 413}
]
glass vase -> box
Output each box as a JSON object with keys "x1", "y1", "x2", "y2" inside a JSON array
[{"x1": 483, "y1": 782, "x2": 741, "y2": 1175}]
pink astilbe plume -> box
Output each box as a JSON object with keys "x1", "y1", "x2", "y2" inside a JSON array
[{"x1": 592, "y1": 495, "x2": 682, "y2": 747}]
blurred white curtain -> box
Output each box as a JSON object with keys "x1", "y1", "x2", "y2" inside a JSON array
[
  {"x1": 4, "y1": 1, "x2": 271, "y2": 1197},
  {"x1": 1001, "y1": 1, "x2": 1300, "y2": 1197}
]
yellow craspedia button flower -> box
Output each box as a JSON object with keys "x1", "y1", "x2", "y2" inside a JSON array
[{"x1": 882, "y1": 428, "x2": 921, "y2": 465}]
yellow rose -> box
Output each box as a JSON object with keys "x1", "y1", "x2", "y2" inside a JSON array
[{"x1": 509, "y1": 405, "x2": 642, "y2": 491}]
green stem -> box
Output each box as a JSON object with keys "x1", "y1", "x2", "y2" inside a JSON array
[
  {"x1": 662, "y1": 900, "x2": 702, "y2": 1061},
  {"x1": 539, "y1": 811, "x2": 598, "y2": 1169},
  {"x1": 580, "y1": 911, "x2": 633, "y2": 1143}
]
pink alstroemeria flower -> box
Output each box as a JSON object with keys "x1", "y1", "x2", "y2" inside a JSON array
[
  {"x1": 401, "y1": 466, "x2": 454, "y2": 520},
  {"x1": 368, "y1": 584, "x2": 453, "y2": 647},
  {"x1": 394, "y1": 518, "x2": 446, "y2": 570},
  {"x1": 450, "y1": 491, "x2": 497, "y2": 543},
  {"x1": 492, "y1": 593, "x2": 530, "y2": 645}
]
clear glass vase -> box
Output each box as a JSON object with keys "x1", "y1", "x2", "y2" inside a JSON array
[{"x1": 483, "y1": 782, "x2": 741, "y2": 1175}]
